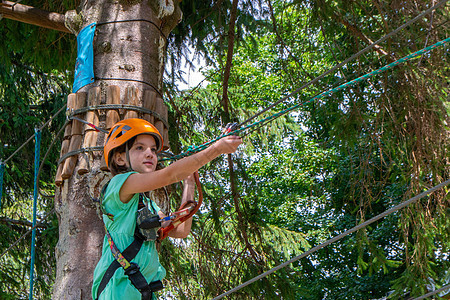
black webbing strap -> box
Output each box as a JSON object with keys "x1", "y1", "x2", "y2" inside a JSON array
[
  {"x1": 96, "y1": 237, "x2": 143, "y2": 299},
  {"x1": 96, "y1": 194, "x2": 163, "y2": 299}
]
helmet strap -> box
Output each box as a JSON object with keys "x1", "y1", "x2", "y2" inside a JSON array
[{"x1": 125, "y1": 142, "x2": 134, "y2": 172}]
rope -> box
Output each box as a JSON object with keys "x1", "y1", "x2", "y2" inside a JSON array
[
  {"x1": 237, "y1": 0, "x2": 449, "y2": 128},
  {"x1": 212, "y1": 178, "x2": 450, "y2": 300},
  {"x1": 0, "y1": 208, "x2": 55, "y2": 259},
  {"x1": 28, "y1": 128, "x2": 41, "y2": 300},
  {"x1": 412, "y1": 284, "x2": 450, "y2": 300},
  {"x1": 70, "y1": 116, "x2": 109, "y2": 133},
  {"x1": 71, "y1": 104, "x2": 169, "y2": 128},
  {"x1": 0, "y1": 162, "x2": 5, "y2": 209},
  {"x1": 37, "y1": 120, "x2": 70, "y2": 199},
  {"x1": 94, "y1": 77, "x2": 163, "y2": 98},
  {"x1": 96, "y1": 19, "x2": 167, "y2": 40},
  {"x1": 57, "y1": 146, "x2": 104, "y2": 166},
  {"x1": 163, "y1": 37, "x2": 450, "y2": 162},
  {"x1": 2, "y1": 104, "x2": 67, "y2": 165}
]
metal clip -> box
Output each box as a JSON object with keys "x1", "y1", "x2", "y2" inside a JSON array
[{"x1": 222, "y1": 122, "x2": 238, "y2": 134}]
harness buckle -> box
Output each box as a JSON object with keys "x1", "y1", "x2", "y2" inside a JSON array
[
  {"x1": 148, "y1": 280, "x2": 164, "y2": 292},
  {"x1": 222, "y1": 122, "x2": 238, "y2": 134},
  {"x1": 124, "y1": 262, "x2": 140, "y2": 276}
]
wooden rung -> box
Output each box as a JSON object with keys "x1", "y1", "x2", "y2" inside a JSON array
[
  {"x1": 61, "y1": 135, "x2": 82, "y2": 179},
  {"x1": 163, "y1": 129, "x2": 169, "y2": 150},
  {"x1": 55, "y1": 139, "x2": 70, "y2": 185},
  {"x1": 71, "y1": 92, "x2": 87, "y2": 135},
  {"x1": 143, "y1": 90, "x2": 156, "y2": 124},
  {"x1": 124, "y1": 86, "x2": 139, "y2": 119},
  {"x1": 106, "y1": 85, "x2": 120, "y2": 130}
]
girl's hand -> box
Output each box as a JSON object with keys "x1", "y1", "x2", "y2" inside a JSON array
[
  {"x1": 214, "y1": 135, "x2": 242, "y2": 154},
  {"x1": 184, "y1": 173, "x2": 196, "y2": 186}
]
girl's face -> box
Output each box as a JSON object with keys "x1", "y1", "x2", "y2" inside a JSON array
[{"x1": 127, "y1": 134, "x2": 158, "y2": 173}]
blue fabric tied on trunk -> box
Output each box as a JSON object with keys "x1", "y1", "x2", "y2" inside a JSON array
[{"x1": 73, "y1": 23, "x2": 96, "y2": 93}]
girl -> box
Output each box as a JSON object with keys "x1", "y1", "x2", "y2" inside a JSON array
[{"x1": 92, "y1": 118, "x2": 241, "y2": 299}]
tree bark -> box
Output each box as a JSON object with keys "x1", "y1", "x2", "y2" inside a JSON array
[
  {"x1": 52, "y1": 1, "x2": 182, "y2": 299},
  {"x1": 220, "y1": 0, "x2": 239, "y2": 123}
]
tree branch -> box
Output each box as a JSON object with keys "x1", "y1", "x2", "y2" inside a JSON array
[
  {"x1": 331, "y1": 11, "x2": 392, "y2": 59},
  {"x1": 220, "y1": 0, "x2": 239, "y2": 122},
  {"x1": 0, "y1": 1, "x2": 70, "y2": 33},
  {"x1": 0, "y1": 217, "x2": 47, "y2": 228}
]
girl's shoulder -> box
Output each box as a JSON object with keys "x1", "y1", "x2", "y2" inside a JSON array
[{"x1": 107, "y1": 172, "x2": 137, "y2": 194}]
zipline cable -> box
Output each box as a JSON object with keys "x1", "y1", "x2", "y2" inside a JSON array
[
  {"x1": 0, "y1": 162, "x2": 5, "y2": 209},
  {"x1": 212, "y1": 178, "x2": 450, "y2": 300},
  {"x1": 28, "y1": 128, "x2": 41, "y2": 300},
  {"x1": 2, "y1": 104, "x2": 67, "y2": 165},
  {"x1": 237, "y1": 0, "x2": 449, "y2": 128},
  {"x1": 0, "y1": 104, "x2": 67, "y2": 203},
  {"x1": 0, "y1": 209, "x2": 56, "y2": 259},
  {"x1": 412, "y1": 284, "x2": 450, "y2": 300},
  {"x1": 165, "y1": 36, "x2": 450, "y2": 162},
  {"x1": 37, "y1": 120, "x2": 70, "y2": 199}
]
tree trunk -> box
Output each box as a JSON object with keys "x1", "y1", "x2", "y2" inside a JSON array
[{"x1": 52, "y1": 1, "x2": 181, "y2": 299}]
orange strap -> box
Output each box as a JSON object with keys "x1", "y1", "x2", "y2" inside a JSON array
[{"x1": 157, "y1": 172, "x2": 203, "y2": 241}]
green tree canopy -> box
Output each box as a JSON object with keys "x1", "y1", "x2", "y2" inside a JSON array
[{"x1": 0, "y1": 0, "x2": 449, "y2": 299}]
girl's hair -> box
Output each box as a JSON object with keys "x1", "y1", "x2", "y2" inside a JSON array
[{"x1": 108, "y1": 137, "x2": 137, "y2": 175}]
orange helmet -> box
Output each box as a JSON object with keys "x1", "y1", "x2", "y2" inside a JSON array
[{"x1": 104, "y1": 118, "x2": 163, "y2": 166}]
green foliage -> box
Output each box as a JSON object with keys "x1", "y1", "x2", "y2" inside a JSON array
[
  {"x1": 162, "y1": 0, "x2": 449, "y2": 298},
  {"x1": 0, "y1": 0, "x2": 449, "y2": 299},
  {"x1": 0, "y1": 34, "x2": 70, "y2": 298}
]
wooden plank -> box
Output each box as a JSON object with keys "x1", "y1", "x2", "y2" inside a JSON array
[
  {"x1": 124, "y1": 86, "x2": 139, "y2": 119},
  {"x1": 55, "y1": 139, "x2": 70, "y2": 186},
  {"x1": 79, "y1": 87, "x2": 101, "y2": 175},
  {"x1": 106, "y1": 85, "x2": 120, "y2": 129},
  {"x1": 61, "y1": 92, "x2": 86, "y2": 179},
  {"x1": 154, "y1": 96, "x2": 166, "y2": 149},
  {"x1": 102, "y1": 86, "x2": 121, "y2": 171},
  {"x1": 143, "y1": 89, "x2": 156, "y2": 124}
]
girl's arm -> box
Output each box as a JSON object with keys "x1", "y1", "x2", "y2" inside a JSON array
[
  {"x1": 165, "y1": 174, "x2": 196, "y2": 238},
  {"x1": 120, "y1": 135, "x2": 241, "y2": 202}
]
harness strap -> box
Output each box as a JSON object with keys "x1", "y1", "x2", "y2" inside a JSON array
[
  {"x1": 96, "y1": 229, "x2": 164, "y2": 300},
  {"x1": 97, "y1": 192, "x2": 162, "y2": 299},
  {"x1": 96, "y1": 237, "x2": 143, "y2": 298}
]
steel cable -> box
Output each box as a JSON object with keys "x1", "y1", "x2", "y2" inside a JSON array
[{"x1": 212, "y1": 178, "x2": 450, "y2": 300}]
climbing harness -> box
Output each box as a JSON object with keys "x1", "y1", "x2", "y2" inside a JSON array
[
  {"x1": 97, "y1": 223, "x2": 164, "y2": 300},
  {"x1": 96, "y1": 171, "x2": 203, "y2": 299},
  {"x1": 96, "y1": 184, "x2": 163, "y2": 299}
]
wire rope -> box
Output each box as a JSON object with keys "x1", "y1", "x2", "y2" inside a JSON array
[
  {"x1": 2, "y1": 104, "x2": 67, "y2": 165},
  {"x1": 28, "y1": 128, "x2": 41, "y2": 300},
  {"x1": 412, "y1": 284, "x2": 450, "y2": 300},
  {"x1": 0, "y1": 163, "x2": 5, "y2": 209},
  {"x1": 212, "y1": 178, "x2": 450, "y2": 299},
  {"x1": 237, "y1": 0, "x2": 449, "y2": 128},
  {"x1": 0, "y1": 209, "x2": 55, "y2": 259},
  {"x1": 164, "y1": 36, "x2": 450, "y2": 162},
  {"x1": 96, "y1": 19, "x2": 167, "y2": 40}
]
